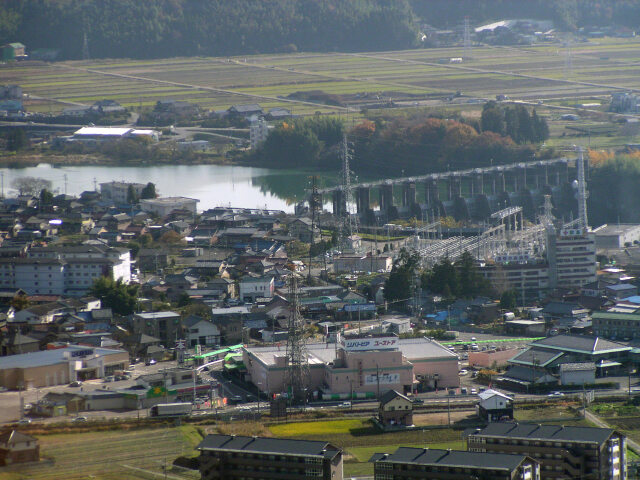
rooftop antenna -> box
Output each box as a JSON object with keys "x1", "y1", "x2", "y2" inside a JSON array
[{"x1": 463, "y1": 16, "x2": 472, "y2": 60}]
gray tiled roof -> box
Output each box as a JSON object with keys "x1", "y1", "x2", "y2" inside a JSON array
[
  {"x1": 197, "y1": 434, "x2": 340, "y2": 459},
  {"x1": 469, "y1": 422, "x2": 614, "y2": 445},
  {"x1": 509, "y1": 347, "x2": 563, "y2": 367},
  {"x1": 371, "y1": 447, "x2": 528, "y2": 471},
  {"x1": 531, "y1": 335, "x2": 630, "y2": 354}
]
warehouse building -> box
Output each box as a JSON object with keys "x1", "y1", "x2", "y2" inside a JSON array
[
  {"x1": 0, "y1": 345, "x2": 129, "y2": 389},
  {"x1": 593, "y1": 224, "x2": 640, "y2": 249},
  {"x1": 243, "y1": 334, "x2": 459, "y2": 399}
]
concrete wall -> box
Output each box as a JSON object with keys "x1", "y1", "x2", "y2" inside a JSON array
[
  {"x1": 468, "y1": 348, "x2": 520, "y2": 369},
  {"x1": 412, "y1": 358, "x2": 460, "y2": 389}
]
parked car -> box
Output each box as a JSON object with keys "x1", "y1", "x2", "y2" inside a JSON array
[
  {"x1": 460, "y1": 387, "x2": 468, "y2": 395},
  {"x1": 17, "y1": 418, "x2": 32, "y2": 425},
  {"x1": 340, "y1": 401, "x2": 352, "y2": 408},
  {"x1": 104, "y1": 376, "x2": 114, "y2": 383},
  {"x1": 146, "y1": 359, "x2": 157, "y2": 366},
  {"x1": 412, "y1": 398, "x2": 424, "y2": 404},
  {"x1": 458, "y1": 369, "x2": 468, "y2": 376},
  {"x1": 72, "y1": 416, "x2": 88, "y2": 422},
  {"x1": 69, "y1": 381, "x2": 82, "y2": 387},
  {"x1": 470, "y1": 388, "x2": 478, "y2": 395},
  {"x1": 548, "y1": 391, "x2": 565, "y2": 398}
]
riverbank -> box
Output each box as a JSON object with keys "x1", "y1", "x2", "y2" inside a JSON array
[{"x1": 0, "y1": 151, "x2": 235, "y2": 169}]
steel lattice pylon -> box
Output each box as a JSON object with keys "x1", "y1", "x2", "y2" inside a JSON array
[{"x1": 284, "y1": 275, "x2": 309, "y2": 404}]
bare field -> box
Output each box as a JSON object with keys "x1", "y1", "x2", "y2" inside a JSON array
[{"x1": 4, "y1": 38, "x2": 640, "y2": 117}]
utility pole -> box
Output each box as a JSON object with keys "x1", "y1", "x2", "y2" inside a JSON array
[{"x1": 376, "y1": 364, "x2": 381, "y2": 400}]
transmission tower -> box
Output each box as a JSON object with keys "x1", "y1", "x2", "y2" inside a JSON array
[
  {"x1": 339, "y1": 135, "x2": 359, "y2": 252},
  {"x1": 463, "y1": 16, "x2": 472, "y2": 60},
  {"x1": 308, "y1": 176, "x2": 320, "y2": 282},
  {"x1": 82, "y1": 30, "x2": 90, "y2": 61},
  {"x1": 284, "y1": 275, "x2": 309, "y2": 405},
  {"x1": 575, "y1": 146, "x2": 589, "y2": 229}
]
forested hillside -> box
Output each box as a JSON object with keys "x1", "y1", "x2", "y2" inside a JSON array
[
  {"x1": 0, "y1": 0, "x2": 417, "y2": 60},
  {"x1": 410, "y1": 0, "x2": 640, "y2": 30}
]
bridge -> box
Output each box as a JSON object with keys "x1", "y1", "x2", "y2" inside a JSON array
[{"x1": 315, "y1": 157, "x2": 578, "y2": 224}]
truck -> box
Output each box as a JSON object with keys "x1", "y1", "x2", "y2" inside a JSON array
[
  {"x1": 502, "y1": 312, "x2": 516, "y2": 321},
  {"x1": 149, "y1": 402, "x2": 192, "y2": 418}
]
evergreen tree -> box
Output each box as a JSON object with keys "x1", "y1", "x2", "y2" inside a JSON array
[
  {"x1": 516, "y1": 105, "x2": 534, "y2": 144},
  {"x1": 481, "y1": 101, "x2": 505, "y2": 135},
  {"x1": 140, "y1": 182, "x2": 157, "y2": 199},
  {"x1": 89, "y1": 276, "x2": 139, "y2": 315},
  {"x1": 384, "y1": 248, "x2": 420, "y2": 304}
]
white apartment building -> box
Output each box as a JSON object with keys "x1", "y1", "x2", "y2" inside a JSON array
[
  {"x1": 0, "y1": 246, "x2": 131, "y2": 296},
  {"x1": 250, "y1": 117, "x2": 269, "y2": 149},
  {"x1": 238, "y1": 275, "x2": 274, "y2": 302},
  {"x1": 547, "y1": 227, "x2": 597, "y2": 289},
  {"x1": 100, "y1": 181, "x2": 146, "y2": 204}
]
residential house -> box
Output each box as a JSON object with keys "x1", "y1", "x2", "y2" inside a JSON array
[
  {"x1": 0, "y1": 430, "x2": 39, "y2": 466},
  {"x1": 184, "y1": 315, "x2": 221, "y2": 348},
  {"x1": 288, "y1": 217, "x2": 320, "y2": 243},
  {"x1": 227, "y1": 104, "x2": 263, "y2": 117},
  {"x1": 131, "y1": 311, "x2": 182, "y2": 346},
  {"x1": 378, "y1": 390, "x2": 413, "y2": 427},
  {"x1": 210, "y1": 306, "x2": 252, "y2": 345},
  {"x1": 476, "y1": 388, "x2": 514, "y2": 422},
  {"x1": 1, "y1": 332, "x2": 40, "y2": 356}
]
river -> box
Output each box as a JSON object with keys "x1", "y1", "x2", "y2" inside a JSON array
[{"x1": 0, "y1": 164, "x2": 334, "y2": 212}]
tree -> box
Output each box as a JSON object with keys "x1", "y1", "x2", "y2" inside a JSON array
[
  {"x1": 481, "y1": 101, "x2": 505, "y2": 135},
  {"x1": 11, "y1": 177, "x2": 52, "y2": 196},
  {"x1": 140, "y1": 182, "x2": 157, "y2": 199},
  {"x1": 10, "y1": 294, "x2": 29, "y2": 312},
  {"x1": 5, "y1": 128, "x2": 27, "y2": 151},
  {"x1": 531, "y1": 109, "x2": 549, "y2": 142},
  {"x1": 159, "y1": 230, "x2": 183, "y2": 244},
  {"x1": 423, "y1": 257, "x2": 458, "y2": 297},
  {"x1": 455, "y1": 250, "x2": 488, "y2": 297},
  {"x1": 89, "y1": 276, "x2": 139, "y2": 315},
  {"x1": 499, "y1": 289, "x2": 518, "y2": 311},
  {"x1": 39, "y1": 188, "x2": 54, "y2": 206},
  {"x1": 384, "y1": 248, "x2": 420, "y2": 304},
  {"x1": 127, "y1": 185, "x2": 139, "y2": 204}
]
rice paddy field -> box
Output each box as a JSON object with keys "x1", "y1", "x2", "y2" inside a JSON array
[
  {"x1": 0, "y1": 425, "x2": 202, "y2": 480},
  {"x1": 6, "y1": 36, "x2": 640, "y2": 122}
]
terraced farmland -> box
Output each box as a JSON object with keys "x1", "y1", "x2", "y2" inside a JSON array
[{"x1": 5, "y1": 37, "x2": 640, "y2": 115}]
